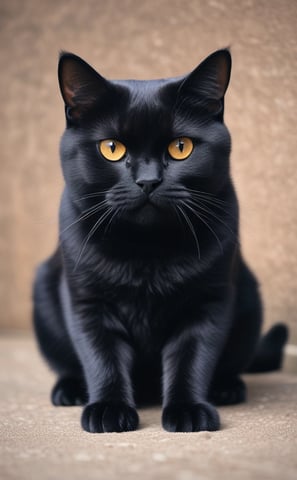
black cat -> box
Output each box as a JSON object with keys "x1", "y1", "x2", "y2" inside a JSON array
[{"x1": 33, "y1": 49, "x2": 287, "y2": 433}]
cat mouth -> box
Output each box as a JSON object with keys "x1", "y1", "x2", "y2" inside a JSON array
[
  {"x1": 129, "y1": 199, "x2": 159, "y2": 217},
  {"x1": 119, "y1": 195, "x2": 176, "y2": 228},
  {"x1": 131, "y1": 195, "x2": 169, "y2": 214}
]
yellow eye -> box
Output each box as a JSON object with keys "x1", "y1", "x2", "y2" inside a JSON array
[
  {"x1": 99, "y1": 139, "x2": 126, "y2": 161},
  {"x1": 168, "y1": 137, "x2": 194, "y2": 160}
]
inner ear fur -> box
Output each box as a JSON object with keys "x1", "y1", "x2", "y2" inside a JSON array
[
  {"x1": 58, "y1": 52, "x2": 109, "y2": 115},
  {"x1": 182, "y1": 49, "x2": 232, "y2": 103}
]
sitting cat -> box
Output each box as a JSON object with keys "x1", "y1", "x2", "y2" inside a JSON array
[{"x1": 33, "y1": 49, "x2": 287, "y2": 433}]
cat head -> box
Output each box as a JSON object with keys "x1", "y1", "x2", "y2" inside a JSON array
[{"x1": 58, "y1": 49, "x2": 232, "y2": 228}]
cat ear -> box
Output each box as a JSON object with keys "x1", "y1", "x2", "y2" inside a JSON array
[
  {"x1": 58, "y1": 52, "x2": 110, "y2": 119},
  {"x1": 180, "y1": 49, "x2": 231, "y2": 113}
]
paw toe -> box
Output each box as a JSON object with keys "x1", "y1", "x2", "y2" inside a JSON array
[
  {"x1": 81, "y1": 402, "x2": 139, "y2": 433},
  {"x1": 162, "y1": 402, "x2": 220, "y2": 432},
  {"x1": 51, "y1": 377, "x2": 87, "y2": 406},
  {"x1": 209, "y1": 377, "x2": 246, "y2": 406}
]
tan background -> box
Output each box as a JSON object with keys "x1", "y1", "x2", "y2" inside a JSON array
[{"x1": 1, "y1": 0, "x2": 296, "y2": 341}]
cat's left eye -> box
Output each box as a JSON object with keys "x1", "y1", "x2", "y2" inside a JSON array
[
  {"x1": 168, "y1": 137, "x2": 194, "y2": 160},
  {"x1": 99, "y1": 139, "x2": 127, "y2": 161}
]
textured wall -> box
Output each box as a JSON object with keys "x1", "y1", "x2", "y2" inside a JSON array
[{"x1": 1, "y1": 0, "x2": 296, "y2": 341}]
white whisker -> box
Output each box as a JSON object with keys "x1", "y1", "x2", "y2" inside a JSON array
[
  {"x1": 180, "y1": 200, "x2": 224, "y2": 254},
  {"x1": 187, "y1": 198, "x2": 236, "y2": 238},
  {"x1": 103, "y1": 208, "x2": 122, "y2": 236},
  {"x1": 74, "y1": 207, "x2": 114, "y2": 271},
  {"x1": 60, "y1": 200, "x2": 109, "y2": 237},
  {"x1": 175, "y1": 204, "x2": 201, "y2": 260}
]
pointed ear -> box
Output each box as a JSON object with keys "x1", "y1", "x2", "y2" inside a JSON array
[
  {"x1": 180, "y1": 49, "x2": 232, "y2": 113},
  {"x1": 58, "y1": 52, "x2": 110, "y2": 119}
]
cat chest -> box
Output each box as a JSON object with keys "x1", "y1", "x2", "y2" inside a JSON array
[
  {"x1": 113, "y1": 290, "x2": 194, "y2": 358},
  {"x1": 117, "y1": 298, "x2": 167, "y2": 352}
]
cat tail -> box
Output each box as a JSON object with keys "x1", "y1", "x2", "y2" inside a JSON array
[{"x1": 246, "y1": 324, "x2": 289, "y2": 373}]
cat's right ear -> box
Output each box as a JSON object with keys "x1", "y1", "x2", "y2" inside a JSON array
[{"x1": 58, "y1": 52, "x2": 110, "y2": 121}]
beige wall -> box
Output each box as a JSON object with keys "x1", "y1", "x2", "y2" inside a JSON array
[{"x1": 1, "y1": 0, "x2": 296, "y2": 341}]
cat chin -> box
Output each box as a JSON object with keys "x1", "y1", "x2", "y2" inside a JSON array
[{"x1": 122, "y1": 203, "x2": 174, "y2": 228}]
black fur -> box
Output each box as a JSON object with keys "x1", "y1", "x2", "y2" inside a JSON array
[{"x1": 33, "y1": 49, "x2": 287, "y2": 433}]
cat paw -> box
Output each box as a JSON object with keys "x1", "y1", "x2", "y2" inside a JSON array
[
  {"x1": 51, "y1": 377, "x2": 87, "y2": 406},
  {"x1": 209, "y1": 377, "x2": 246, "y2": 406},
  {"x1": 162, "y1": 402, "x2": 220, "y2": 432},
  {"x1": 81, "y1": 402, "x2": 139, "y2": 433}
]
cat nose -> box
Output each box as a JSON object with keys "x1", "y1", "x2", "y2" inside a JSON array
[{"x1": 136, "y1": 178, "x2": 162, "y2": 195}]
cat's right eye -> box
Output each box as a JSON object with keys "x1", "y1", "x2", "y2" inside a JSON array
[{"x1": 99, "y1": 139, "x2": 127, "y2": 161}]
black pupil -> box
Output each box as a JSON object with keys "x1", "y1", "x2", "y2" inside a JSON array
[
  {"x1": 178, "y1": 140, "x2": 184, "y2": 152},
  {"x1": 108, "y1": 141, "x2": 116, "y2": 153}
]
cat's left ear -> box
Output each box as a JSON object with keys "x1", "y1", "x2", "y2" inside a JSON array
[
  {"x1": 58, "y1": 52, "x2": 110, "y2": 120},
  {"x1": 181, "y1": 49, "x2": 231, "y2": 113}
]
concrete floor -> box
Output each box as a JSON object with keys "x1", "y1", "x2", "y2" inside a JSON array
[{"x1": 1, "y1": 334, "x2": 296, "y2": 480}]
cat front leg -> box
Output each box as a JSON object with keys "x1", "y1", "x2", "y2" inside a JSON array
[
  {"x1": 59, "y1": 271, "x2": 139, "y2": 433},
  {"x1": 162, "y1": 296, "x2": 232, "y2": 432},
  {"x1": 66, "y1": 306, "x2": 139, "y2": 433},
  {"x1": 80, "y1": 324, "x2": 138, "y2": 433}
]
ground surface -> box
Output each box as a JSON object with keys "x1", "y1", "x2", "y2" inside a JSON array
[{"x1": 1, "y1": 334, "x2": 296, "y2": 480}]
